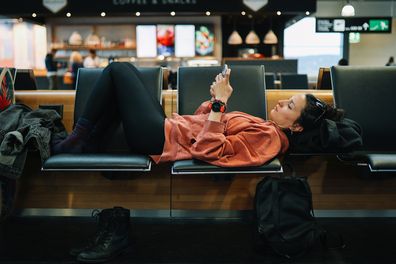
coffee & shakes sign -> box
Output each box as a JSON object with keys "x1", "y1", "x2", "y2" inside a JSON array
[{"x1": 113, "y1": 0, "x2": 197, "y2": 5}]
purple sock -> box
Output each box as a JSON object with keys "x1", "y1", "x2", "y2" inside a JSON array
[{"x1": 51, "y1": 117, "x2": 94, "y2": 155}]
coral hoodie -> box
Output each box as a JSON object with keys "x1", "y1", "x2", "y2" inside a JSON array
[{"x1": 151, "y1": 101, "x2": 289, "y2": 167}]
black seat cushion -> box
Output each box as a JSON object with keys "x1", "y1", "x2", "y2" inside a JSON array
[
  {"x1": 367, "y1": 154, "x2": 396, "y2": 171},
  {"x1": 172, "y1": 159, "x2": 282, "y2": 174},
  {"x1": 43, "y1": 154, "x2": 151, "y2": 171}
]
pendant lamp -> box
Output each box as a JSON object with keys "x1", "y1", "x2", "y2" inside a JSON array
[
  {"x1": 227, "y1": 17, "x2": 243, "y2": 45},
  {"x1": 263, "y1": 29, "x2": 278, "y2": 44},
  {"x1": 245, "y1": 16, "x2": 260, "y2": 45},
  {"x1": 341, "y1": 1, "x2": 355, "y2": 17},
  {"x1": 263, "y1": 17, "x2": 278, "y2": 44},
  {"x1": 245, "y1": 30, "x2": 260, "y2": 44},
  {"x1": 228, "y1": 31, "x2": 243, "y2": 45}
]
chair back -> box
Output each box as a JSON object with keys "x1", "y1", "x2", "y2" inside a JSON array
[
  {"x1": 316, "y1": 68, "x2": 332, "y2": 90},
  {"x1": 14, "y1": 69, "x2": 37, "y2": 90},
  {"x1": 224, "y1": 59, "x2": 297, "y2": 74},
  {"x1": 279, "y1": 73, "x2": 309, "y2": 89},
  {"x1": 74, "y1": 66, "x2": 163, "y2": 152},
  {"x1": 265, "y1": 73, "x2": 276, "y2": 89},
  {"x1": 331, "y1": 66, "x2": 396, "y2": 150},
  {"x1": 178, "y1": 65, "x2": 267, "y2": 119}
]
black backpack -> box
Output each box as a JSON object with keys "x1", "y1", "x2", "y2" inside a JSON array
[{"x1": 254, "y1": 176, "x2": 326, "y2": 259}]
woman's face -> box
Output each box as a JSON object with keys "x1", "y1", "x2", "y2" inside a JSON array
[{"x1": 269, "y1": 94, "x2": 307, "y2": 132}]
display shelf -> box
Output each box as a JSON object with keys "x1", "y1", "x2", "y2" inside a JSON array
[{"x1": 51, "y1": 45, "x2": 135, "y2": 51}]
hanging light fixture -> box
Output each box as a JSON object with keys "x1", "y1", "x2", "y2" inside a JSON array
[
  {"x1": 227, "y1": 17, "x2": 243, "y2": 45},
  {"x1": 263, "y1": 29, "x2": 278, "y2": 44},
  {"x1": 341, "y1": 1, "x2": 355, "y2": 17},
  {"x1": 245, "y1": 30, "x2": 260, "y2": 44},
  {"x1": 263, "y1": 17, "x2": 278, "y2": 44},
  {"x1": 245, "y1": 16, "x2": 260, "y2": 45},
  {"x1": 228, "y1": 31, "x2": 243, "y2": 45}
]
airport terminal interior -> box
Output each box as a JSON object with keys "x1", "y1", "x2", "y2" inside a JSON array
[{"x1": 1, "y1": 0, "x2": 396, "y2": 263}]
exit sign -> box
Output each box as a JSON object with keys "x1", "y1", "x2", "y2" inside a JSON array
[
  {"x1": 316, "y1": 17, "x2": 392, "y2": 33},
  {"x1": 369, "y1": 19, "x2": 390, "y2": 31}
]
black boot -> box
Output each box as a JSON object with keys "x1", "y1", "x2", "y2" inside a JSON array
[
  {"x1": 69, "y1": 208, "x2": 113, "y2": 257},
  {"x1": 76, "y1": 207, "x2": 130, "y2": 263}
]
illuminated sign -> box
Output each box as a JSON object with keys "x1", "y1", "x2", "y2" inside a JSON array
[{"x1": 316, "y1": 17, "x2": 392, "y2": 33}]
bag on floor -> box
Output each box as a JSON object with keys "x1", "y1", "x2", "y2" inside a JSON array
[{"x1": 254, "y1": 176, "x2": 326, "y2": 259}]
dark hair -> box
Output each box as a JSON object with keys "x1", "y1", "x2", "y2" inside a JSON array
[
  {"x1": 89, "y1": 49, "x2": 96, "y2": 55},
  {"x1": 338, "y1": 58, "x2": 349, "y2": 66},
  {"x1": 296, "y1": 94, "x2": 344, "y2": 130}
]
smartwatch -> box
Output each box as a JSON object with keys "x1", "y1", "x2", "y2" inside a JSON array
[{"x1": 208, "y1": 99, "x2": 227, "y2": 113}]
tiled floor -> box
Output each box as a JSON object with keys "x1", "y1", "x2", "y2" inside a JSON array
[{"x1": 0, "y1": 216, "x2": 396, "y2": 263}]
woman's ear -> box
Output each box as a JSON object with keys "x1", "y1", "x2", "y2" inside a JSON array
[{"x1": 290, "y1": 123, "x2": 304, "y2": 133}]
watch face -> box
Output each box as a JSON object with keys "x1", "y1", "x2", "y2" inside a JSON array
[{"x1": 212, "y1": 101, "x2": 222, "y2": 112}]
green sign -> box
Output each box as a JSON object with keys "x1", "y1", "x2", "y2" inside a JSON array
[
  {"x1": 316, "y1": 17, "x2": 392, "y2": 33},
  {"x1": 369, "y1": 19, "x2": 389, "y2": 31},
  {"x1": 349, "y1": 32, "x2": 360, "y2": 43}
]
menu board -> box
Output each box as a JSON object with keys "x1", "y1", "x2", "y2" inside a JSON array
[
  {"x1": 136, "y1": 23, "x2": 214, "y2": 57},
  {"x1": 157, "y1": 24, "x2": 175, "y2": 57},
  {"x1": 136, "y1": 25, "x2": 157, "y2": 58},
  {"x1": 175, "y1": 25, "x2": 195, "y2": 57},
  {"x1": 195, "y1": 24, "x2": 214, "y2": 56}
]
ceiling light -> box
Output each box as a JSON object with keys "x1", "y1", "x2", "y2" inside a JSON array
[
  {"x1": 32, "y1": 13, "x2": 37, "y2": 17},
  {"x1": 305, "y1": 11, "x2": 310, "y2": 15},
  {"x1": 341, "y1": 3, "x2": 355, "y2": 17},
  {"x1": 170, "y1": 11, "x2": 176, "y2": 16},
  {"x1": 263, "y1": 29, "x2": 278, "y2": 44},
  {"x1": 241, "y1": 11, "x2": 246, "y2": 16},
  {"x1": 228, "y1": 30, "x2": 243, "y2": 45},
  {"x1": 205, "y1": 11, "x2": 211, "y2": 16},
  {"x1": 66, "y1": 12, "x2": 71, "y2": 17},
  {"x1": 135, "y1": 12, "x2": 141, "y2": 16},
  {"x1": 276, "y1": 11, "x2": 281, "y2": 15},
  {"x1": 101, "y1": 12, "x2": 106, "y2": 17}
]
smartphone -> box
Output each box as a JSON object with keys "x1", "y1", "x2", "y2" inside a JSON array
[{"x1": 221, "y1": 64, "x2": 228, "y2": 77}]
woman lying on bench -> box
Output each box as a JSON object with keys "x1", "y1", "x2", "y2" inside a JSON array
[
  {"x1": 52, "y1": 62, "x2": 360, "y2": 263},
  {"x1": 52, "y1": 62, "x2": 345, "y2": 166}
]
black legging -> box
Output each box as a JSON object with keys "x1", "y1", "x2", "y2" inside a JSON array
[{"x1": 81, "y1": 62, "x2": 166, "y2": 155}]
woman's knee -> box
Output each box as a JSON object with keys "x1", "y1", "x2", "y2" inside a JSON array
[{"x1": 107, "y1": 62, "x2": 125, "y2": 72}]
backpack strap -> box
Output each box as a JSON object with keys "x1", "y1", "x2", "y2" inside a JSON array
[
  {"x1": 271, "y1": 178, "x2": 281, "y2": 225},
  {"x1": 0, "y1": 67, "x2": 9, "y2": 82}
]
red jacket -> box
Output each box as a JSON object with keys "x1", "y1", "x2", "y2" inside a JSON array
[{"x1": 151, "y1": 101, "x2": 289, "y2": 167}]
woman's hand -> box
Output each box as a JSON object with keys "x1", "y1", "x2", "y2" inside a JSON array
[{"x1": 210, "y1": 68, "x2": 233, "y2": 103}]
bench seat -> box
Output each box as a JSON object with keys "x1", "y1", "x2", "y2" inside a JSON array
[
  {"x1": 172, "y1": 65, "x2": 283, "y2": 176},
  {"x1": 42, "y1": 66, "x2": 162, "y2": 173},
  {"x1": 331, "y1": 66, "x2": 396, "y2": 175},
  {"x1": 171, "y1": 159, "x2": 282, "y2": 174},
  {"x1": 42, "y1": 154, "x2": 151, "y2": 171}
]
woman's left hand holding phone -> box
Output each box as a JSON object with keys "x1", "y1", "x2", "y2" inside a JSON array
[{"x1": 210, "y1": 68, "x2": 233, "y2": 104}]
